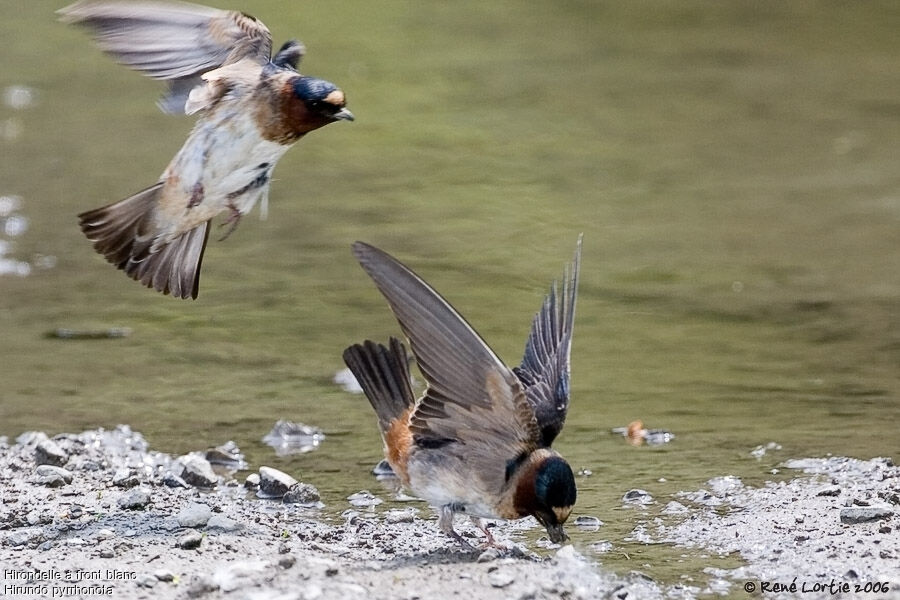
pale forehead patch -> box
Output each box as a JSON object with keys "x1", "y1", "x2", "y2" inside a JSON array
[
  {"x1": 324, "y1": 90, "x2": 345, "y2": 106},
  {"x1": 553, "y1": 505, "x2": 573, "y2": 524}
]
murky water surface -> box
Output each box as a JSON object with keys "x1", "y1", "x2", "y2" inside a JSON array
[{"x1": 2, "y1": 0, "x2": 898, "y2": 587}]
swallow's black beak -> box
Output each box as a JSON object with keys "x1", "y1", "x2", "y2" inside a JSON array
[
  {"x1": 545, "y1": 522, "x2": 569, "y2": 543},
  {"x1": 333, "y1": 108, "x2": 354, "y2": 121}
]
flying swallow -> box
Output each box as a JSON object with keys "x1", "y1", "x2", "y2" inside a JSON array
[
  {"x1": 343, "y1": 237, "x2": 582, "y2": 548},
  {"x1": 60, "y1": 1, "x2": 353, "y2": 299}
]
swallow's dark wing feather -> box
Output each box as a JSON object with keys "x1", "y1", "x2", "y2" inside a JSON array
[
  {"x1": 513, "y1": 235, "x2": 581, "y2": 447},
  {"x1": 352, "y1": 242, "x2": 541, "y2": 471},
  {"x1": 60, "y1": 1, "x2": 273, "y2": 113}
]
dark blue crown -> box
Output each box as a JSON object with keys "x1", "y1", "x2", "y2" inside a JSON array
[
  {"x1": 292, "y1": 76, "x2": 338, "y2": 102},
  {"x1": 535, "y1": 457, "x2": 576, "y2": 508}
]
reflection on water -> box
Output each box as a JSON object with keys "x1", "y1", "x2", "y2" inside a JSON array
[
  {"x1": 1, "y1": 0, "x2": 899, "y2": 589},
  {"x1": 0, "y1": 195, "x2": 58, "y2": 276}
]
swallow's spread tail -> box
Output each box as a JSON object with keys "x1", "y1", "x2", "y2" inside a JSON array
[
  {"x1": 78, "y1": 184, "x2": 209, "y2": 300},
  {"x1": 343, "y1": 338, "x2": 416, "y2": 435}
]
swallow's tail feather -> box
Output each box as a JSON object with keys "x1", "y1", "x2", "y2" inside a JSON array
[
  {"x1": 343, "y1": 338, "x2": 416, "y2": 435},
  {"x1": 78, "y1": 184, "x2": 209, "y2": 299}
]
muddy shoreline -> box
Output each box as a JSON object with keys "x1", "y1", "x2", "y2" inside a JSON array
[{"x1": 1, "y1": 427, "x2": 897, "y2": 599}]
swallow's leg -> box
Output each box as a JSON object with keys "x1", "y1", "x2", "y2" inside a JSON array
[
  {"x1": 438, "y1": 505, "x2": 474, "y2": 550},
  {"x1": 218, "y1": 203, "x2": 243, "y2": 241}
]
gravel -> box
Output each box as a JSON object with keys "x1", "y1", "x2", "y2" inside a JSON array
[{"x1": 2, "y1": 426, "x2": 898, "y2": 599}]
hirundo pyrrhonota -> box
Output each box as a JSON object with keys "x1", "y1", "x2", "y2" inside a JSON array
[
  {"x1": 343, "y1": 237, "x2": 582, "y2": 548},
  {"x1": 60, "y1": 1, "x2": 353, "y2": 299}
]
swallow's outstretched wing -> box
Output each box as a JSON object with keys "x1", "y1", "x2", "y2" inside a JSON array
[
  {"x1": 513, "y1": 235, "x2": 582, "y2": 447},
  {"x1": 59, "y1": 0, "x2": 274, "y2": 113},
  {"x1": 352, "y1": 242, "x2": 542, "y2": 480}
]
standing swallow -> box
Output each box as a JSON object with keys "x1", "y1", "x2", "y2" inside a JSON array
[
  {"x1": 60, "y1": 1, "x2": 353, "y2": 299},
  {"x1": 343, "y1": 237, "x2": 582, "y2": 548}
]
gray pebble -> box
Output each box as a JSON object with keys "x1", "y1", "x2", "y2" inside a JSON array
[
  {"x1": 180, "y1": 455, "x2": 218, "y2": 488},
  {"x1": 283, "y1": 482, "x2": 321, "y2": 505},
  {"x1": 6, "y1": 529, "x2": 42, "y2": 547},
  {"x1": 574, "y1": 515, "x2": 603, "y2": 531},
  {"x1": 244, "y1": 473, "x2": 260, "y2": 490},
  {"x1": 278, "y1": 555, "x2": 297, "y2": 569},
  {"x1": 162, "y1": 472, "x2": 190, "y2": 489},
  {"x1": 36, "y1": 464, "x2": 74, "y2": 483},
  {"x1": 99, "y1": 549, "x2": 115, "y2": 558},
  {"x1": 257, "y1": 466, "x2": 298, "y2": 499},
  {"x1": 477, "y1": 548, "x2": 500, "y2": 563},
  {"x1": 154, "y1": 569, "x2": 176, "y2": 582},
  {"x1": 112, "y1": 468, "x2": 139, "y2": 488},
  {"x1": 136, "y1": 574, "x2": 157, "y2": 588},
  {"x1": 34, "y1": 439, "x2": 68, "y2": 467},
  {"x1": 347, "y1": 490, "x2": 383, "y2": 507},
  {"x1": 489, "y1": 570, "x2": 515, "y2": 588},
  {"x1": 840, "y1": 506, "x2": 893, "y2": 524},
  {"x1": 817, "y1": 486, "x2": 841, "y2": 497},
  {"x1": 186, "y1": 576, "x2": 219, "y2": 597},
  {"x1": 177, "y1": 503, "x2": 213, "y2": 528},
  {"x1": 385, "y1": 508, "x2": 417, "y2": 524},
  {"x1": 206, "y1": 514, "x2": 241, "y2": 532},
  {"x1": 117, "y1": 488, "x2": 151, "y2": 510},
  {"x1": 623, "y1": 489, "x2": 654, "y2": 505},
  {"x1": 177, "y1": 531, "x2": 203, "y2": 550}
]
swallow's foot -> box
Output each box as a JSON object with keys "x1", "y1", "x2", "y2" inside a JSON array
[
  {"x1": 218, "y1": 204, "x2": 243, "y2": 241},
  {"x1": 471, "y1": 517, "x2": 505, "y2": 549}
]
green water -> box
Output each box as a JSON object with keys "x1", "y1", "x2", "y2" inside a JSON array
[{"x1": 2, "y1": 0, "x2": 898, "y2": 588}]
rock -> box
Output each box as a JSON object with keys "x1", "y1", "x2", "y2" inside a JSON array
[
  {"x1": 117, "y1": 488, "x2": 151, "y2": 510},
  {"x1": 180, "y1": 455, "x2": 218, "y2": 488},
  {"x1": 6, "y1": 529, "x2": 42, "y2": 547},
  {"x1": 244, "y1": 473, "x2": 260, "y2": 490},
  {"x1": 662, "y1": 501, "x2": 689, "y2": 515},
  {"x1": 477, "y1": 548, "x2": 500, "y2": 563},
  {"x1": 162, "y1": 472, "x2": 190, "y2": 488},
  {"x1": 257, "y1": 466, "x2": 298, "y2": 499},
  {"x1": 262, "y1": 420, "x2": 325, "y2": 456},
  {"x1": 278, "y1": 555, "x2": 297, "y2": 569},
  {"x1": 177, "y1": 531, "x2": 203, "y2": 550},
  {"x1": 284, "y1": 482, "x2": 320, "y2": 505},
  {"x1": 347, "y1": 490, "x2": 383, "y2": 507},
  {"x1": 817, "y1": 486, "x2": 841, "y2": 497},
  {"x1": 186, "y1": 576, "x2": 219, "y2": 597},
  {"x1": 136, "y1": 574, "x2": 157, "y2": 588},
  {"x1": 622, "y1": 489, "x2": 654, "y2": 505},
  {"x1": 34, "y1": 439, "x2": 68, "y2": 466},
  {"x1": 207, "y1": 514, "x2": 241, "y2": 532},
  {"x1": 95, "y1": 529, "x2": 115, "y2": 540},
  {"x1": 385, "y1": 508, "x2": 417, "y2": 524},
  {"x1": 33, "y1": 465, "x2": 73, "y2": 487},
  {"x1": 707, "y1": 476, "x2": 743, "y2": 497},
  {"x1": 177, "y1": 503, "x2": 213, "y2": 528},
  {"x1": 205, "y1": 441, "x2": 247, "y2": 470},
  {"x1": 489, "y1": 570, "x2": 515, "y2": 588},
  {"x1": 154, "y1": 569, "x2": 175, "y2": 582},
  {"x1": 589, "y1": 540, "x2": 613, "y2": 554},
  {"x1": 839, "y1": 506, "x2": 893, "y2": 524},
  {"x1": 372, "y1": 459, "x2": 395, "y2": 477},
  {"x1": 112, "y1": 468, "x2": 139, "y2": 488},
  {"x1": 574, "y1": 516, "x2": 603, "y2": 531}
]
